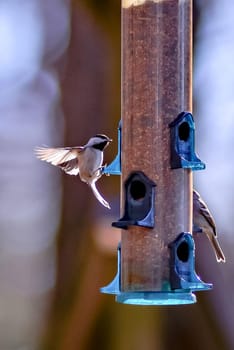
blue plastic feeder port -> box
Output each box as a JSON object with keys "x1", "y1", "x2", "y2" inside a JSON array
[
  {"x1": 112, "y1": 171, "x2": 156, "y2": 229},
  {"x1": 169, "y1": 112, "x2": 206, "y2": 170},
  {"x1": 169, "y1": 232, "x2": 212, "y2": 291}
]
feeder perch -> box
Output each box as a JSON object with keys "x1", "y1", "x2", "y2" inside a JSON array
[
  {"x1": 101, "y1": 243, "x2": 121, "y2": 295},
  {"x1": 103, "y1": 120, "x2": 122, "y2": 175}
]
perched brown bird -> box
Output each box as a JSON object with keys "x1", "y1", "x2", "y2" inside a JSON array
[
  {"x1": 35, "y1": 134, "x2": 112, "y2": 209},
  {"x1": 193, "y1": 189, "x2": 226, "y2": 263}
]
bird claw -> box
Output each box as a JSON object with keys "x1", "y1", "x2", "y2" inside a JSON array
[{"x1": 102, "y1": 164, "x2": 111, "y2": 176}]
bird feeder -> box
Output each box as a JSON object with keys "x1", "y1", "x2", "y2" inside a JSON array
[{"x1": 101, "y1": 0, "x2": 212, "y2": 305}]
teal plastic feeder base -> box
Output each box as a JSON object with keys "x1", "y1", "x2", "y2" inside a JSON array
[
  {"x1": 101, "y1": 284, "x2": 196, "y2": 305},
  {"x1": 101, "y1": 280, "x2": 197, "y2": 305},
  {"x1": 100, "y1": 241, "x2": 212, "y2": 306},
  {"x1": 100, "y1": 256, "x2": 197, "y2": 305},
  {"x1": 116, "y1": 291, "x2": 196, "y2": 305}
]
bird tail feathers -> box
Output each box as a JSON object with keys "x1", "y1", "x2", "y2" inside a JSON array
[
  {"x1": 210, "y1": 235, "x2": 226, "y2": 263},
  {"x1": 90, "y1": 182, "x2": 111, "y2": 209}
]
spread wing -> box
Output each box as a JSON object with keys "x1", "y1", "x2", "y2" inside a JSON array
[{"x1": 35, "y1": 146, "x2": 84, "y2": 175}]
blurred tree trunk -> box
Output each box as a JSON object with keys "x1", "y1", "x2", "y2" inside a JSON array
[{"x1": 41, "y1": 2, "x2": 122, "y2": 349}]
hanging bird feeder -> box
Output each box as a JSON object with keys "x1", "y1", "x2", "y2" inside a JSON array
[{"x1": 101, "y1": 0, "x2": 212, "y2": 305}]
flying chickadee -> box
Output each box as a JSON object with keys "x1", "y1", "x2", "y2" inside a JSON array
[
  {"x1": 35, "y1": 134, "x2": 112, "y2": 209},
  {"x1": 193, "y1": 189, "x2": 226, "y2": 263}
]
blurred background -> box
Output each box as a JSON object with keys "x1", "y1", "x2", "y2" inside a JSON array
[{"x1": 0, "y1": 0, "x2": 233, "y2": 349}]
